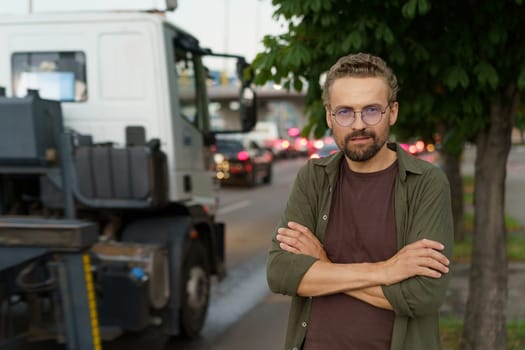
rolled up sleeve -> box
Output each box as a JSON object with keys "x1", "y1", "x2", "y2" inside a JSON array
[
  {"x1": 266, "y1": 164, "x2": 321, "y2": 296},
  {"x1": 383, "y1": 167, "x2": 454, "y2": 317}
]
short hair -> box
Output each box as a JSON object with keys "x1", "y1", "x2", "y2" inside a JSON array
[{"x1": 322, "y1": 52, "x2": 399, "y2": 106}]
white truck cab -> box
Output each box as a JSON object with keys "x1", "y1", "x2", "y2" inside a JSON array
[{"x1": 1, "y1": 10, "x2": 254, "y2": 209}]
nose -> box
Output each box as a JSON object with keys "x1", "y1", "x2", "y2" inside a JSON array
[{"x1": 351, "y1": 111, "x2": 367, "y2": 129}]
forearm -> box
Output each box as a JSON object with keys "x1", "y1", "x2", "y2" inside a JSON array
[
  {"x1": 297, "y1": 260, "x2": 384, "y2": 297},
  {"x1": 345, "y1": 286, "x2": 393, "y2": 310},
  {"x1": 299, "y1": 258, "x2": 393, "y2": 310}
]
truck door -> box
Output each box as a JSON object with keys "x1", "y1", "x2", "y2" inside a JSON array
[{"x1": 164, "y1": 28, "x2": 217, "y2": 207}]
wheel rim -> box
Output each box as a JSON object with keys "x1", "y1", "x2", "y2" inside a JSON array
[{"x1": 186, "y1": 265, "x2": 208, "y2": 310}]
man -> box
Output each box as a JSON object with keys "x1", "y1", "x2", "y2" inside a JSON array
[{"x1": 266, "y1": 52, "x2": 453, "y2": 350}]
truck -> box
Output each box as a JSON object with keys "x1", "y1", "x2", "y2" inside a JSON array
[{"x1": 0, "y1": 4, "x2": 256, "y2": 349}]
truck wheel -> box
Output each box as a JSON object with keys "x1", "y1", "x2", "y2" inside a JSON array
[{"x1": 179, "y1": 240, "x2": 210, "y2": 338}]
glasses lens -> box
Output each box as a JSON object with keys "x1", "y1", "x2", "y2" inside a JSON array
[
  {"x1": 362, "y1": 106, "x2": 383, "y2": 125},
  {"x1": 334, "y1": 107, "x2": 354, "y2": 126}
]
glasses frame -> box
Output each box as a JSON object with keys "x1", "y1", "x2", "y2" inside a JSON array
[{"x1": 330, "y1": 103, "x2": 391, "y2": 127}]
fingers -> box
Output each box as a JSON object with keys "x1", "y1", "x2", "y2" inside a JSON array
[
  {"x1": 276, "y1": 221, "x2": 315, "y2": 247},
  {"x1": 412, "y1": 239, "x2": 450, "y2": 272},
  {"x1": 278, "y1": 241, "x2": 300, "y2": 254},
  {"x1": 276, "y1": 222, "x2": 328, "y2": 260},
  {"x1": 286, "y1": 221, "x2": 316, "y2": 239},
  {"x1": 409, "y1": 238, "x2": 445, "y2": 251},
  {"x1": 276, "y1": 228, "x2": 301, "y2": 248},
  {"x1": 383, "y1": 238, "x2": 450, "y2": 284}
]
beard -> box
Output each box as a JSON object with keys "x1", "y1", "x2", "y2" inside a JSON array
[{"x1": 342, "y1": 129, "x2": 387, "y2": 162}]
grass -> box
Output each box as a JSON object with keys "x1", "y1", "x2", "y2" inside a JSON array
[
  {"x1": 440, "y1": 318, "x2": 525, "y2": 350},
  {"x1": 462, "y1": 212, "x2": 523, "y2": 234},
  {"x1": 455, "y1": 175, "x2": 525, "y2": 262},
  {"x1": 462, "y1": 175, "x2": 523, "y2": 232},
  {"x1": 453, "y1": 234, "x2": 525, "y2": 262}
]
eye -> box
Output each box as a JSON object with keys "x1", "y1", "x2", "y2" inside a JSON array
[
  {"x1": 364, "y1": 105, "x2": 381, "y2": 114},
  {"x1": 335, "y1": 107, "x2": 353, "y2": 117}
]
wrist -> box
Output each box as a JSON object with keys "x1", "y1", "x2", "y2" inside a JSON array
[{"x1": 369, "y1": 261, "x2": 388, "y2": 286}]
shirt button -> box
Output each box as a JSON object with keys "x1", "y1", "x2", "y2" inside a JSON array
[
  {"x1": 302, "y1": 322, "x2": 307, "y2": 327},
  {"x1": 322, "y1": 214, "x2": 328, "y2": 220}
]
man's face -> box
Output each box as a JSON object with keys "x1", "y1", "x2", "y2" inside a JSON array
[{"x1": 325, "y1": 76, "x2": 398, "y2": 162}]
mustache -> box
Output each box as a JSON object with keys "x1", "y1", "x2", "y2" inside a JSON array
[{"x1": 345, "y1": 130, "x2": 375, "y2": 142}]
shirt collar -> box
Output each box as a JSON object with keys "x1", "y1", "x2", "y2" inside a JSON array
[{"x1": 313, "y1": 142, "x2": 425, "y2": 183}]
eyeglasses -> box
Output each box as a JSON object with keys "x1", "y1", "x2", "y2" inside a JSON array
[{"x1": 330, "y1": 104, "x2": 390, "y2": 127}]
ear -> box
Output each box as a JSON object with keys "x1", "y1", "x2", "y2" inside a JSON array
[
  {"x1": 325, "y1": 106, "x2": 333, "y2": 129},
  {"x1": 388, "y1": 101, "x2": 399, "y2": 126}
]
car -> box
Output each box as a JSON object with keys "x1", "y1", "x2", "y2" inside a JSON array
[
  {"x1": 292, "y1": 136, "x2": 310, "y2": 157},
  {"x1": 214, "y1": 136, "x2": 274, "y2": 186},
  {"x1": 309, "y1": 137, "x2": 340, "y2": 159}
]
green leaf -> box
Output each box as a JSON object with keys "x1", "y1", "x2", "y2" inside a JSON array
[
  {"x1": 417, "y1": 0, "x2": 432, "y2": 15},
  {"x1": 444, "y1": 66, "x2": 470, "y2": 90},
  {"x1": 518, "y1": 68, "x2": 525, "y2": 90},
  {"x1": 343, "y1": 30, "x2": 364, "y2": 51},
  {"x1": 402, "y1": 0, "x2": 418, "y2": 19},
  {"x1": 375, "y1": 23, "x2": 395, "y2": 45},
  {"x1": 402, "y1": 0, "x2": 431, "y2": 18},
  {"x1": 293, "y1": 78, "x2": 303, "y2": 92},
  {"x1": 474, "y1": 62, "x2": 499, "y2": 89}
]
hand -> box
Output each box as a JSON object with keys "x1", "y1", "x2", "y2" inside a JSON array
[
  {"x1": 380, "y1": 239, "x2": 450, "y2": 285},
  {"x1": 276, "y1": 221, "x2": 330, "y2": 262}
]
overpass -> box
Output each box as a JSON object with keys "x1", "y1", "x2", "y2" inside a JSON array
[{"x1": 208, "y1": 85, "x2": 308, "y2": 137}]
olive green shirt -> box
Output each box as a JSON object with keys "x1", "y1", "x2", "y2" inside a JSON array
[{"x1": 267, "y1": 143, "x2": 454, "y2": 350}]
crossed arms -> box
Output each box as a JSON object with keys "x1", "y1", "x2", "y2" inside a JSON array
[{"x1": 275, "y1": 221, "x2": 450, "y2": 311}]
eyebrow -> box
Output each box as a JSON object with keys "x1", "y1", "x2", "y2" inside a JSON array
[{"x1": 333, "y1": 103, "x2": 384, "y2": 109}]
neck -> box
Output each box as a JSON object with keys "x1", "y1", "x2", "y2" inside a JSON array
[{"x1": 345, "y1": 143, "x2": 397, "y2": 173}]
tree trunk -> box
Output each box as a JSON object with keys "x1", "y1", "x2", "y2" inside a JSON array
[
  {"x1": 461, "y1": 86, "x2": 519, "y2": 350},
  {"x1": 441, "y1": 149, "x2": 465, "y2": 241}
]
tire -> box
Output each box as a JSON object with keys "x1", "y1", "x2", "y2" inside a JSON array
[
  {"x1": 179, "y1": 240, "x2": 210, "y2": 338},
  {"x1": 262, "y1": 163, "x2": 273, "y2": 184},
  {"x1": 246, "y1": 167, "x2": 257, "y2": 187}
]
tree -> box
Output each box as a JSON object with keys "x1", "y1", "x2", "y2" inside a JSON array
[
  {"x1": 252, "y1": 1, "x2": 525, "y2": 349},
  {"x1": 517, "y1": 108, "x2": 525, "y2": 143}
]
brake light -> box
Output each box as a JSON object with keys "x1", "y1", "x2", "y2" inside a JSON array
[{"x1": 237, "y1": 151, "x2": 250, "y2": 161}]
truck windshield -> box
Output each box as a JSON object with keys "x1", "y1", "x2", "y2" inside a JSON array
[{"x1": 12, "y1": 51, "x2": 87, "y2": 102}]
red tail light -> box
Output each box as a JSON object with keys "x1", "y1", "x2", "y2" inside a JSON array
[{"x1": 237, "y1": 151, "x2": 250, "y2": 161}]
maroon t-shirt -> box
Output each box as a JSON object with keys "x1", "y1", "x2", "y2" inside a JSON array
[{"x1": 304, "y1": 159, "x2": 398, "y2": 350}]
